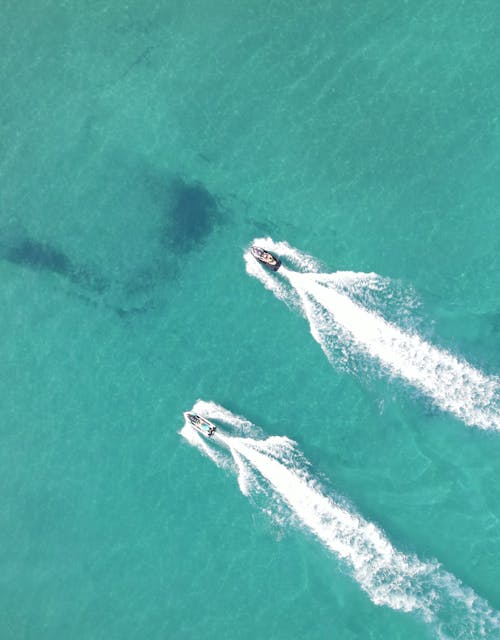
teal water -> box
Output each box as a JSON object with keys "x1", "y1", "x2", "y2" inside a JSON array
[{"x1": 2, "y1": 1, "x2": 500, "y2": 639}]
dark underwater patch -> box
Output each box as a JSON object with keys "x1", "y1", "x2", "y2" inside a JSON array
[
  {"x1": 0, "y1": 171, "x2": 228, "y2": 319},
  {"x1": 4, "y1": 238, "x2": 72, "y2": 275},
  {"x1": 70, "y1": 265, "x2": 110, "y2": 295},
  {"x1": 162, "y1": 177, "x2": 224, "y2": 253},
  {"x1": 0, "y1": 230, "x2": 110, "y2": 297}
]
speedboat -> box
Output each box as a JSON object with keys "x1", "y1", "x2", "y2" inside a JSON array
[
  {"x1": 184, "y1": 411, "x2": 217, "y2": 437},
  {"x1": 250, "y1": 246, "x2": 281, "y2": 272}
]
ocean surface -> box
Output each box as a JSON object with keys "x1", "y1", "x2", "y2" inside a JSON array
[{"x1": 2, "y1": 1, "x2": 500, "y2": 638}]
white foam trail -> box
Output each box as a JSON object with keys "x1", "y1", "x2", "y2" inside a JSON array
[
  {"x1": 244, "y1": 237, "x2": 321, "y2": 310},
  {"x1": 245, "y1": 239, "x2": 500, "y2": 430},
  {"x1": 230, "y1": 436, "x2": 435, "y2": 615},
  {"x1": 179, "y1": 422, "x2": 229, "y2": 469},
  {"x1": 181, "y1": 402, "x2": 500, "y2": 638},
  {"x1": 191, "y1": 399, "x2": 256, "y2": 436}
]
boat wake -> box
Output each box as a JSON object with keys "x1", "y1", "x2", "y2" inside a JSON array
[
  {"x1": 181, "y1": 402, "x2": 500, "y2": 639},
  {"x1": 244, "y1": 238, "x2": 500, "y2": 431}
]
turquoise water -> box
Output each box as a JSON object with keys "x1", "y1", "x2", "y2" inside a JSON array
[{"x1": 2, "y1": 1, "x2": 500, "y2": 638}]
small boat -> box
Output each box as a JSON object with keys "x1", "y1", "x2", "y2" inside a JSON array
[
  {"x1": 184, "y1": 411, "x2": 217, "y2": 437},
  {"x1": 250, "y1": 246, "x2": 281, "y2": 272}
]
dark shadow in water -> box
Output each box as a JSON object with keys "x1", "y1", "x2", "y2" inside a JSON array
[
  {"x1": 3, "y1": 237, "x2": 72, "y2": 275},
  {"x1": 0, "y1": 172, "x2": 228, "y2": 318},
  {"x1": 0, "y1": 229, "x2": 110, "y2": 295},
  {"x1": 70, "y1": 265, "x2": 110, "y2": 295},
  {"x1": 161, "y1": 177, "x2": 225, "y2": 253},
  {"x1": 0, "y1": 226, "x2": 166, "y2": 318}
]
